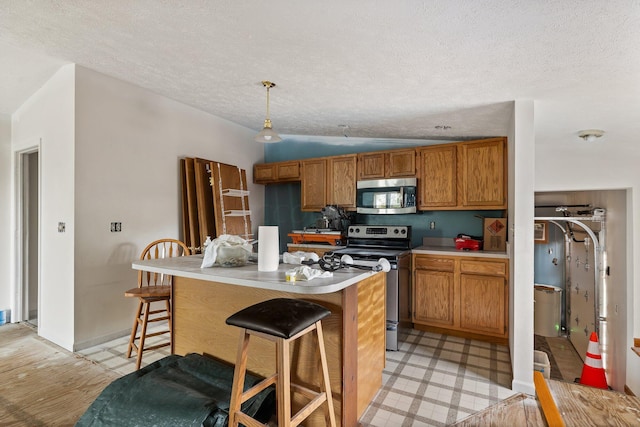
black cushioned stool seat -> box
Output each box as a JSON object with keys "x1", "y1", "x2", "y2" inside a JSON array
[
  {"x1": 225, "y1": 298, "x2": 331, "y2": 339},
  {"x1": 226, "y1": 298, "x2": 337, "y2": 427}
]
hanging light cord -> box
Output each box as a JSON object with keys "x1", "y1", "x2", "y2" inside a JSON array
[{"x1": 265, "y1": 84, "x2": 271, "y2": 121}]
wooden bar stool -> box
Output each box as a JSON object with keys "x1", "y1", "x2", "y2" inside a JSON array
[
  {"x1": 124, "y1": 238, "x2": 190, "y2": 370},
  {"x1": 225, "y1": 298, "x2": 337, "y2": 427}
]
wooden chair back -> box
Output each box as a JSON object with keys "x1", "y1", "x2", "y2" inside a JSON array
[{"x1": 138, "y1": 238, "x2": 190, "y2": 289}]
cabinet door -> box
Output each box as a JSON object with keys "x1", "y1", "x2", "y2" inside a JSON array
[
  {"x1": 413, "y1": 269, "x2": 455, "y2": 327},
  {"x1": 357, "y1": 152, "x2": 386, "y2": 180},
  {"x1": 276, "y1": 161, "x2": 300, "y2": 181},
  {"x1": 253, "y1": 163, "x2": 275, "y2": 184},
  {"x1": 417, "y1": 145, "x2": 457, "y2": 208},
  {"x1": 301, "y1": 158, "x2": 327, "y2": 211},
  {"x1": 327, "y1": 155, "x2": 357, "y2": 209},
  {"x1": 459, "y1": 274, "x2": 506, "y2": 336},
  {"x1": 387, "y1": 149, "x2": 416, "y2": 177},
  {"x1": 458, "y1": 138, "x2": 506, "y2": 208}
]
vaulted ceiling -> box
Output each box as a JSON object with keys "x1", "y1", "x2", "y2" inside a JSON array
[{"x1": 2, "y1": 1, "x2": 639, "y2": 148}]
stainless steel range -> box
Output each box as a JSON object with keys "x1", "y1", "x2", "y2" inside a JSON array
[{"x1": 328, "y1": 225, "x2": 411, "y2": 351}]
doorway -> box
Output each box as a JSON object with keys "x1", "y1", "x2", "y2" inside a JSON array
[
  {"x1": 533, "y1": 189, "x2": 627, "y2": 390},
  {"x1": 17, "y1": 149, "x2": 39, "y2": 327}
]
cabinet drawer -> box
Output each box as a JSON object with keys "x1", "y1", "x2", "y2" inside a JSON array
[
  {"x1": 460, "y1": 260, "x2": 506, "y2": 276},
  {"x1": 414, "y1": 256, "x2": 455, "y2": 272}
]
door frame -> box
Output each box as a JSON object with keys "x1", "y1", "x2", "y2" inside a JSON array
[{"x1": 12, "y1": 140, "x2": 41, "y2": 324}]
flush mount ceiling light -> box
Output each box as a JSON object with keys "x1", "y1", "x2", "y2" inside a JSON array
[
  {"x1": 577, "y1": 129, "x2": 605, "y2": 143},
  {"x1": 255, "y1": 80, "x2": 282, "y2": 143}
]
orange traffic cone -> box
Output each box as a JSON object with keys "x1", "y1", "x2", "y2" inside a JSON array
[{"x1": 579, "y1": 332, "x2": 608, "y2": 389}]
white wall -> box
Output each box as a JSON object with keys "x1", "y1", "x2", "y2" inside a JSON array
[
  {"x1": 72, "y1": 66, "x2": 264, "y2": 348},
  {"x1": 0, "y1": 116, "x2": 11, "y2": 317},
  {"x1": 509, "y1": 100, "x2": 536, "y2": 395},
  {"x1": 536, "y1": 141, "x2": 639, "y2": 393},
  {"x1": 11, "y1": 65, "x2": 76, "y2": 350}
]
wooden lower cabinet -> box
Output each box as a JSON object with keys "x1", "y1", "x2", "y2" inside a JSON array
[
  {"x1": 414, "y1": 270, "x2": 455, "y2": 327},
  {"x1": 412, "y1": 254, "x2": 508, "y2": 343}
]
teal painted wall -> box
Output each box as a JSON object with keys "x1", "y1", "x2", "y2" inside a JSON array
[{"x1": 262, "y1": 139, "x2": 505, "y2": 251}]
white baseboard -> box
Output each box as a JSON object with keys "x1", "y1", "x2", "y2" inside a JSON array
[{"x1": 73, "y1": 328, "x2": 132, "y2": 352}]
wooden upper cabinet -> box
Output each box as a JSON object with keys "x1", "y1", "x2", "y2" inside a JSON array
[
  {"x1": 253, "y1": 163, "x2": 275, "y2": 183},
  {"x1": 417, "y1": 138, "x2": 507, "y2": 210},
  {"x1": 301, "y1": 158, "x2": 327, "y2": 211},
  {"x1": 458, "y1": 138, "x2": 507, "y2": 209},
  {"x1": 327, "y1": 154, "x2": 357, "y2": 209},
  {"x1": 253, "y1": 160, "x2": 300, "y2": 184},
  {"x1": 357, "y1": 152, "x2": 386, "y2": 179},
  {"x1": 387, "y1": 149, "x2": 416, "y2": 177},
  {"x1": 417, "y1": 145, "x2": 457, "y2": 208},
  {"x1": 357, "y1": 148, "x2": 416, "y2": 180},
  {"x1": 276, "y1": 161, "x2": 300, "y2": 181}
]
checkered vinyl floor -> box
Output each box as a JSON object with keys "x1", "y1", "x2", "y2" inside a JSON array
[
  {"x1": 78, "y1": 327, "x2": 516, "y2": 426},
  {"x1": 360, "y1": 329, "x2": 516, "y2": 426}
]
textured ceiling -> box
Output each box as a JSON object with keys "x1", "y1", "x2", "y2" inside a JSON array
[{"x1": 1, "y1": 1, "x2": 639, "y2": 146}]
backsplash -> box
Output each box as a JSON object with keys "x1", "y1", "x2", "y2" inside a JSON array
[{"x1": 264, "y1": 182, "x2": 504, "y2": 252}]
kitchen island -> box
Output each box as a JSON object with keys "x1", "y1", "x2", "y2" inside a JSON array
[{"x1": 132, "y1": 255, "x2": 386, "y2": 427}]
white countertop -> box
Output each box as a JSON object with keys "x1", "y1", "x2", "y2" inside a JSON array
[
  {"x1": 412, "y1": 245, "x2": 509, "y2": 259},
  {"x1": 132, "y1": 254, "x2": 379, "y2": 295}
]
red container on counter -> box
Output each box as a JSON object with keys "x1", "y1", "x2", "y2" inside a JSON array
[{"x1": 454, "y1": 236, "x2": 483, "y2": 251}]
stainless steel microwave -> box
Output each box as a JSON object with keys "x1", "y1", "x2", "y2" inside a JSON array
[{"x1": 356, "y1": 178, "x2": 417, "y2": 214}]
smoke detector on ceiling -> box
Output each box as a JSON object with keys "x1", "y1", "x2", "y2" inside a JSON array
[{"x1": 577, "y1": 129, "x2": 605, "y2": 142}]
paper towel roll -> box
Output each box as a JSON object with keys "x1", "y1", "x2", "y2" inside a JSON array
[{"x1": 258, "y1": 226, "x2": 280, "y2": 271}]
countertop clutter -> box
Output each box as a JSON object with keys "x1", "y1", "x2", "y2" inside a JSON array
[{"x1": 132, "y1": 254, "x2": 378, "y2": 295}]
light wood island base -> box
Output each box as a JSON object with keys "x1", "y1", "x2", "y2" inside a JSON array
[{"x1": 171, "y1": 272, "x2": 386, "y2": 427}]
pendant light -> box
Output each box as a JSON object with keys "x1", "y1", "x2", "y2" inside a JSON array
[{"x1": 255, "y1": 81, "x2": 282, "y2": 143}]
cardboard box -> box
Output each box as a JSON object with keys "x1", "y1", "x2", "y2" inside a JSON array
[{"x1": 483, "y1": 218, "x2": 507, "y2": 251}]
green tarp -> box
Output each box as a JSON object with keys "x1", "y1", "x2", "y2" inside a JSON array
[{"x1": 76, "y1": 353, "x2": 275, "y2": 427}]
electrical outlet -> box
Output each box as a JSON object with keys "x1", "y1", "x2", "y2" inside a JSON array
[
  {"x1": 429, "y1": 221, "x2": 436, "y2": 230},
  {"x1": 58, "y1": 222, "x2": 66, "y2": 233},
  {"x1": 110, "y1": 222, "x2": 122, "y2": 232}
]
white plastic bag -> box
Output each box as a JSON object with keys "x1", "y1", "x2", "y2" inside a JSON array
[{"x1": 201, "y1": 235, "x2": 253, "y2": 268}]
